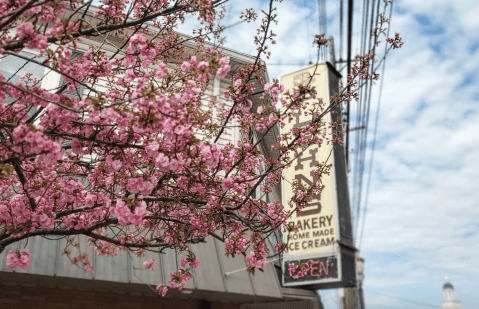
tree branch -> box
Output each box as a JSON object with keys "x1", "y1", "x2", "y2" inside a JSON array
[
  {"x1": 0, "y1": 218, "x2": 119, "y2": 253},
  {"x1": 0, "y1": 0, "x2": 43, "y2": 30},
  {"x1": 12, "y1": 158, "x2": 37, "y2": 211},
  {"x1": 1, "y1": 0, "x2": 227, "y2": 51}
]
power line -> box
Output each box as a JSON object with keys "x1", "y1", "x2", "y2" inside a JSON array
[
  {"x1": 357, "y1": 0, "x2": 394, "y2": 249},
  {"x1": 345, "y1": 0, "x2": 354, "y2": 165},
  {"x1": 354, "y1": 0, "x2": 379, "y2": 238},
  {"x1": 223, "y1": 20, "x2": 246, "y2": 30},
  {"x1": 355, "y1": 0, "x2": 382, "y2": 239},
  {"x1": 339, "y1": 0, "x2": 344, "y2": 60},
  {"x1": 265, "y1": 63, "x2": 311, "y2": 66},
  {"x1": 352, "y1": 0, "x2": 387, "y2": 242},
  {"x1": 317, "y1": 0, "x2": 327, "y2": 61},
  {"x1": 372, "y1": 292, "x2": 440, "y2": 308},
  {"x1": 352, "y1": 0, "x2": 375, "y2": 235},
  {"x1": 351, "y1": 0, "x2": 371, "y2": 232},
  {"x1": 306, "y1": 13, "x2": 313, "y2": 63}
]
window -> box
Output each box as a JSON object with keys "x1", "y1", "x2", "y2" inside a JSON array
[
  {"x1": 0, "y1": 51, "x2": 47, "y2": 114},
  {"x1": 0, "y1": 50, "x2": 86, "y2": 109},
  {"x1": 59, "y1": 50, "x2": 84, "y2": 99}
]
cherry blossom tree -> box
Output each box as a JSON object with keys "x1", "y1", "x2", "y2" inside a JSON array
[{"x1": 0, "y1": 0, "x2": 402, "y2": 293}]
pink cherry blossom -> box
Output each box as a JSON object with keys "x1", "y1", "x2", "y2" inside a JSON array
[
  {"x1": 181, "y1": 61, "x2": 192, "y2": 72},
  {"x1": 6, "y1": 249, "x2": 31, "y2": 270},
  {"x1": 245, "y1": 251, "x2": 266, "y2": 269},
  {"x1": 0, "y1": 0, "x2": 401, "y2": 296},
  {"x1": 218, "y1": 56, "x2": 229, "y2": 66},
  {"x1": 264, "y1": 83, "x2": 272, "y2": 92},
  {"x1": 16, "y1": 22, "x2": 35, "y2": 39},
  {"x1": 234, "y1": 79, "x2": 242, "y2": 88},
  {"x1": 216, "y1": 64, "x2": 231, "y2": 79},
  {"x1": 222, "y1": 177, "x2": 234, "y2": 190},
  {"x1": 143, "y1": 259, "x2": 158, "y2": 270},
  {"x1": 156, "y1": 284, "x2": 168, "y2": 296}
]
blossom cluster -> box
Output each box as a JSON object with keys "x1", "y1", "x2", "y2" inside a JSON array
[
  {"x1": 288, "y1": 262, "x2": 310, "y2": 279},
  {"x1": 169, "y1": 269, "x2": 194, "y2": 291},
  {"x1": 5, "y1": 249, "x2": 31, "y2": 270},
  {"x1": 0, "y1": 0, "x2": 401, "y2": 295},
  {"x1": 143, "y1": 259, "x2": 158, "y2": 270},
  {"x1": 70, "y1": 254, "x2": 94, "y2": 275}
]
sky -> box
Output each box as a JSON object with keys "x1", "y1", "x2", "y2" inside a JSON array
[
  {"x1": 2, "y1": 0, "x2": 477, "y2": 306},
  {"x1": 177, "y1": 0, "x2": 479, "y2": 308}
]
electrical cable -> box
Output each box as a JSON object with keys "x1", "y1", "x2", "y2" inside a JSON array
[
  {"x1": 354, "y1": 0, "x2": 376, "y2": 237},
  {"x1": 353, "y1": 0, "x2": 381, "y2": 237},
  {"x1": 357, "y1": 0, "x2": 393, "y2": 249},
  {"x1": 223, "y1": 19, "x2": 246, "y2": 30},
  {"x1": 371, "y1": 292, "x2": 441, "y2": 308},
  {"x1": 345, "y1": 0, "x2": 354, "y2": 165},
  {"x1": 351, "y1": 0, "x2": 365, "y2": 224},
  {"x1": 339, "y1": 0, "x2": 343, "y2": 60},
  {"x1": 360, "y1": 0, "x2": 369, "y2": 55},
  {"x1": 265, "y1": 63, "x2": 310, "y2": 66},
  {"x1": 317, "y1": 0, "x2": 327, "y2": 61},
  {"x1": 317, "y1": 0, "x2": 321, "y2": 59},
  {"x1": 352, "y1": 0, "x2": 371, "y2": 232},
  {"x1": 324, "y1": 0, "x2": 327, "y2": 60},
  {"x1": 304, "y1": 0, "x2": 313, "y2": 63},
  {"x1": 355, "y1": 0, "x2": 382, "y2": 239}
]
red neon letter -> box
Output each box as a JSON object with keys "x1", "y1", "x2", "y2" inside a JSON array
[
  {"x1": 310, "y1": 260, "x2": 320, "y2": 277},
  {"x1": 319, "y1": 260, "x2": 330, "y2": 276}
]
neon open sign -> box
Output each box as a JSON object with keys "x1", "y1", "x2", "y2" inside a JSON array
[{"x1": 283, "y1": 256, "x2": 339, "y2": 284}]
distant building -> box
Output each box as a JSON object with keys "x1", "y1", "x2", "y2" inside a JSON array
[{"x1": 440, "y1": 277, "x2": 464, "y2": 309}]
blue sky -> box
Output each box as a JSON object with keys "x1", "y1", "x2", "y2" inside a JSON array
[
  {"x1": 178, "y1": 0, "x2": 479, "y2": 308},
  {"x1": 3, "y1": 1, "x2": 477, "y2": 306}
]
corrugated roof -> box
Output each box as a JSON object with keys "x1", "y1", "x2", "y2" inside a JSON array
[{"x1": 0, "y1": 235, "x2": 285, "y2": 300}]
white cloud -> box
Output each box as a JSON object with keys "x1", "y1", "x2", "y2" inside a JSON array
[
  {"x1": 177, "y1": 0, "x2": 479, "y2": 307},
  {"x1": 217, "y1": 0, "x2": 479, "y2": 308},
  {"x1": 352, "y1": 1, "x2": 479, "y2": 307}
]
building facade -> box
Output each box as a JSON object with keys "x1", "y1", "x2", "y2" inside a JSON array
[{"x1": 0, "y1": 6, "x2": 323, "y2": 309}]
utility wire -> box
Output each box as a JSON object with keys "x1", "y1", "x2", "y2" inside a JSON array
[
  {"x1": 355, "y1": 0, "x2": 382, "y2": 239},
  {"x1": 303, "y1": 0, "x2": 313, "y2": 63},
  {"x1": 357, "y1": 0, "x2": 393, "y2": 249},
  {"x1": 353, "y1": 0, "x2": 383, "y2": 238},
  {"x1": 339, "y1": 0, "x2": 343, "y2": 60},
  {"x1": 307, "y1": 29, "x2": 313, "y2": 64},
  {"x1": 223, "y1": 19, "x2": 246, "y2": 30},
  {"x1": 317, "y1": 0, "x2": 327, "y2": 61},
  {"x1": 352, "y1": 0, "x2": 373, "y2": 233},
  {"x1": 345, "y1": 0, "x2": 354, "y2": 165},
  {"x1": 372, "y1": 292, "x2": 441, "y2": 308},
  {"x1": 354, "y1": 0, "x2": 378, "y2": 237},
  {"x1": 351, "y1": 0, "x2": 369, "y2": 229},
  {"x1": 266, "y1": 63, "x2": 311, "y2": 66}
]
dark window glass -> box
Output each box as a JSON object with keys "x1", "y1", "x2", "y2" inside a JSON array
[
  {"x1": 0, "y1": 51, "x2": 46, "y2": 114},
  {"x1": 59, "y1": 50, "x2": 85, "y2": 98}
]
